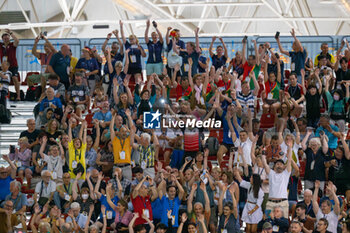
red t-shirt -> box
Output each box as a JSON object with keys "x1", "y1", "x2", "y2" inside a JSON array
[
  {"x1": 184, "y1": 129, "x2": 200, "y2": 151},
  {"x1": 131, "y1": 195, "x2": 153, "y2": 225},
  {"x1": 40, "y1": 53, "x2": 54, "y2": 73},
  {"x1": 242, "y1": 61, "x2": 254, "y2": 80},
  {"x1": 0, "y1": 42, "x2": 18, "y2": 67},
  {"x1": 176, "y1": 85, "x2": 192, "y2": 100},
  {"x1": 216, "y1": 79, "x2": 231, "y2": 91}
]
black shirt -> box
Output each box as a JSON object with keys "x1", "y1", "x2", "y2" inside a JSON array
[
  {"x1": 305, "y1": 92, "x2": 321, "y2": 119},
  {"x1": 20, "y1": 129, "x2": 41, "y2": 144},
  {"x1": 304, "y1": 148, "x2": 326, "y2": 181}
]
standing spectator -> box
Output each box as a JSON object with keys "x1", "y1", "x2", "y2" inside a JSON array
[
  {"x1": 48, "y1": 44, "x2": 71, "y2": 89},
  {"x1": 145, "y1": 20, "x2": 164, "y2": 77},
  {"x1": 209, "y1": 37, "x2": 228, "y2": 71},
  {"x1": 75, "y1": 46, "x2": 99, "y2": 94},
  {"x1": 217, "y1": 185, "x2": 239, "y2": 233},
  {"x1": 0, "y1": 29, "x2": 20, "y2": 100},
  {"x1": 262, "y1": 141, "x2": 292, "y2": 218},
  {"x1": 179, "y1": 28, "x2": 201, "y2": 76},
  {"x1": 304, "y1": 72, "x2": 323, "y2": 128},
  {"x1": 158, "y1": 173, "x2": 185, "y2": 228},
  {"x1": 237, "y1": 71, "x2": 260, "y2": 116},
  {"x1": 29, "y1": 33, "x2": 57, "y2": 87},
  {"x1": 276, "y1": 28, "x2": 306, "y2": 84},
  {"x1": 315, "y1": 114, "x2": 340, "y2": 150},
  {"x1": 313, "y1": 181, "x2": 340, "y2": 233},
  {"x1": 102, "y1": 30, "x2": 124, "y2": 62},
  {"x1": 301, "y1": 133, "x2": 328, "y2": 192},
  {"x1": 67, "y1": 119, "x2": 87, "y2": 181}
]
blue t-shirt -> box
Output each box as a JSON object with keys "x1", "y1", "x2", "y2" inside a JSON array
[
  {"x1": 5, "y1": 192, "x2": 27, "y2": 211},
  {"x1": 75, "y1": 58, "x2": 99, "y2": 80},
  {"x1": 167, "y1": 39, "x2": 185, "y2": 52},
  {"x1": 198, "y1": 55, "x2": 207, "y2": 73},
  {"x1": 49, "y1": 52, "x2": 70, "y2": 83},
  {"x1": 315, "y1": 125, "x2": 339, "y2": 149},
  {"x1": 160, "y1": 196, "x2": 181, "y2": 227},
  {"x1": 93, "y1": 111, "x2": 112, "y2": 122},
  {"x1": 180, "y1": 50, "x2": 199, "y2": 77},
  {"x1": 0, "y1": 176, "x2": 13, "y2": 201},
  {"x1": 99, "y1": 194, "x2": 119, "y2": 220},
  {"x1": 221, "y1": 110, "x2": 240, "y2": 145},
  {"x1": 147, "y1": 41, "x2": 163, "y2": 63},
  {"x1": 125, "y1": 41, "x2": 143, "y2": 70},
  {"x1": 211, "y1": 54, "x2": 227, "y2": 70},
  {"x1": 151, "y1": 197, "x2": 163, "y2": 220},
  {"x1": 39, "y1": 97, "x2": 62, "y2": 112},
  {"x1": 289, "y1": 49, "x2": 306, "y2": 76}
]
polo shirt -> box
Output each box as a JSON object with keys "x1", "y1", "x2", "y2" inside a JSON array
[
  {"x1": 125, "y1": 41, "x2": 143, "y2": 70},
  {"x1": 49, "y1": 52, "x2": 70, "y2": 83},
  {"x1": 147, "y1": 41, "x2": 163, "y2": 63},
  {"x1": 167, "y1": 39, "x2": 185, "y2": 51},
  {"x1": 131, "y1": 195, "x2": 153, "y2": 225},
  {"x1": 211, "y1": 54, "x2": 227, "y2": 70},
  {"x1": 180, "y1": 50, "x2": 200, "y2": 76},
  {"x1": 99, "y1": 194, "x2": 119, "y2": 220},
  {"x1": 314, "y1": 52, "x2": 335, "y2": 67},
  {"x1": 75, "y1": 58, "x2": 99, "y2": 80},
  {"x1": 289, "y1": 49, "x2": 306, "y2": 76}
]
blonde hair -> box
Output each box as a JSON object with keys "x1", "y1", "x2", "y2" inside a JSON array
[
  {"x1": 19, "y1": 137, "x2": 28, "y2": 145},
  {"x1": 128, "y1": 34, "x2": 139, "y2": 44}
]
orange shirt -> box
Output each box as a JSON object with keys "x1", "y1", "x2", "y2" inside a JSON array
[{"x1": 112, "y1": 136, "x2": 132, "y2": 164}]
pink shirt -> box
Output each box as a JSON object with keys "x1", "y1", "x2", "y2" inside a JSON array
[{"x1": 114, "y1": 210, "x2": 133, "y2": 226}]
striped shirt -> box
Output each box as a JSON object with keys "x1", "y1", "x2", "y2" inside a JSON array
[
  {"x1": 237, "y1": 91, "x2": 255, "y2": 115},
  {"x1": 138, "y1": 145, "x2": 155, "y2": 168},
  {"x1": 0, "y1": 70, "x2": 11, "y2": 92}
]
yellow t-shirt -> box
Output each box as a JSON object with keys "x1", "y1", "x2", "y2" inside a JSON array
[
  {"x1": 70, "y1": 56, "x2": 78, "y2": 74},
  {"x1": 314, "y1": 53, "x2": 335, "y2": 66},
  {"x1": 68, "y1": 140, "x2": 86, "y2": 180},
  {"x1": 112, "y1": 136, "x2": 132, "y2": 164}
]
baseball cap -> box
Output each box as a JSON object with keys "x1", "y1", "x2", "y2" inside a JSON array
[{"x1": 263, "y1": 222, "x2": 273, "y2": 230}]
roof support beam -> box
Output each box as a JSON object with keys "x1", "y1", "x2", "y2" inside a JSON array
[
  {"x1": 292, "y1": 0, "x2": 310, "y2": 35},
  {"x1": 285, "y1": 0, "x2": 296, "y2": 15},
  {"x1": 16, "y1": 0, "x2": 37, "y2": 37},
  {"x1": 0, "y1": 0, "x2": 7, "y2": 12},
  {"x1": 301, "y1": 0, "x2": 319, "y2": 35},
  {"x1": 219, "y1": 6, "x2": 237, "y2": 33},
  {"x1": 57, "y1": 0, "x2": 71, "y2": 20},
  {"x1": 156, "y1": 2, "x2": 263, "y2": 7}
]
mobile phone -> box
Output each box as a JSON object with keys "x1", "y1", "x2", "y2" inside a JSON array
[
  {"x1": 344, "y1": 38, "x2": 347, "y2": 43},
  {"x1": 43, "y1": 31, "x2": 47, "y2": 37},
  {"x1": 152, "y1": 21, "x2": 157, "y2": 28},
  {"x1": 230, "y1": 147, "x2": 237, "y2": 153},
  {"x1": 242, "y1": 36, "x2": 248, "y2": 43},
  {"x1": 10, "y1": 145, "x2": 15, "y2": 154},
  {"x1": 185, "y1": 156, "x2": 192, "y2": 162},
  {"x1": 275, "y1": 31, "x2": 280, "y2": 39}
]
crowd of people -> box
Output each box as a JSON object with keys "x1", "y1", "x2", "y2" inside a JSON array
[{"x1": 0, "y1": 20, "x2": 350, "y2": 233}]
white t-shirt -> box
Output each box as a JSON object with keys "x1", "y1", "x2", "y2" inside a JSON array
[
  {"x1": 280, "y1": 141, "x2": 300, "y2": 167},
  {"x1": 42, "y1": 154, "x2": 65, "y2": 179},
  {"x1": 316, "y1": 210, "x2": 338, "y2": 233},
  {"x1": 35, "y1": 180, "x2": 56, "y2": 198},
  {"x1": 268, "y1": 169, "x2": 291, "y2": 199},
  {"x1": 234, "y1": 138, "x2": 252, "y2": 166}
]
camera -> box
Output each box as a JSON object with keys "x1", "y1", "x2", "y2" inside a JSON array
[{"x1": 275, "y1": 31, "x2": 280, "y2": 39}]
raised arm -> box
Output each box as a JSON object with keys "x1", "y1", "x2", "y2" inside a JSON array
[
  {"x1": 106, "y1": 183, "x2": 118, "y2": 211},
  {"x1": 276, "y1": 58, "x2": 281, "y2": 83},
  {"x1": 194, "y1": 27, "x2": 201, "y2": 53},
  {"x1": 242, "y1": 37, "x2": 247, "y2": 64},
  {"x1": 166, "y1": 27, "x2": 172, "y2": 46},
  {"x1": 219, "y1": 37, "x2": 228, "y2": 59},
  {"x1": 128, "y1": 213, "x2": 139, "y2": 233},
  {"x1": 209, "y1": 36, "x2": 216, "y2": 58},
  {"x1": 285, "y1": 141, "x2": 293, "y2": 173},
  {"x1": 123, "y1": 48, "x2": 130, "y2": 73},
  {"x1": 290, "y1": 28, "x2": 303, "y2": 52},
  {"x1": 312, "y1": 180, "x2": 320, "y2": 215},
  {"x1": 253, "y1": 40, "x2": 259, "y2": 65},
  {"x1": 145, "y1": 20, "x2": 150, "y2": 44},
  {"x1": 119, "y1": 20, "x2": 126, "y2": 45},
  {"x1": 262, "y1": 155, "x2": 271, "y2": 174},
  {"x1": 187, "y1": 183, "x2": 197, "y2": 213},
  {"x1": 110, "y1": 114, "x2": 116, "y2": 142},
  {"x1": 276, "y1": 36, "x2": 290, "y2": 56},
  {"x1": 32, "y1": 36, "x2": 41, "y2": 59}
]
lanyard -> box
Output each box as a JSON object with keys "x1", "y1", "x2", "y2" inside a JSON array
[
  {"x1": 271, "y1": 146, "x2": 278, "y2": 158},
  {"x1": 224, "y1": 215, "x2": 230, "y2": 228},
  {"x1": 75, "y1": 149, "x2": 82, "y2": 161},
  {"x1": 64, "y1": 183, "x2": 71, "y2": 194},
  {"x1": 306, "y1": 203, "x2": 312, "y2": 215},
  {"x1": 289, "y1": 85, "x2": 298, "y2": 97},
  {"x1": 258, "y1": 167, "x2": 264, "y2": 175},
  {"x1": 119, "y1": 138, "x2": 126, "y2": 150},
  {"x1": 269, "y1": 81, "x2": 275, "y2": 92},
  {"x1": 51, "y1": 158, "x2": 59, "y2": 171},
  {"x1": 141, "y1": 196, "x2": 148, "y2": 208}
]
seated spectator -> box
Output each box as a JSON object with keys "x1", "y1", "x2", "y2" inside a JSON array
[
  {"x1": 0, "y1": 200, "x2": 19, "y2": 233},
  {"x1": 9, "y1": 137, "x2": 33, "y2": 184},
  {"x1": 54, "y1": 172, "x2": 73, "y2": 213},
  {"x1": 39, "y1": 87, "x2": 63, "y2": 116},
  {"x1": 315, "y1": 114, "x2": 340, "y2": 150},
  {"x1": 93, "y1": 101, "x2": 112, "y2": 131},
  {"x1": 20, "y1": 119, "x2": 41, "y2": 149},
  {"x1": 66, "y1": 202, "x2": 89, "y2": 231},
  {"x1": 34, "y1": 170, "x2": 56, "y2": 207},
  {"x1": 314, "y1": 43, "x2": 335, "y2": 68},
  {"x1": 293, "y1": 203, "x2": 315, "y2": 232},
  {"x1": 4, "y1": 180, "x2": 27, "y2": 214},
  {"x1": 0, "y1": 61, "x2": 11, "y2": 106}
]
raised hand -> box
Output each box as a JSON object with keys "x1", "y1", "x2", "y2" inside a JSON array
[
  {"x1": 167, "y1": 27, "x2": 172, "y2": 32},
  {"x1": 212, "y1": 36, "x2": 217, "y2": 42},
  {"x1": 146, "y1": 19, "x2": 150, "y2": 27},
  {"x1": 167, "y1": 209, "x2": 172, "y2": 219},
  {"x1": 119, "y1": 20, "x2": 123, "y2": 26},
  {"x1": 188, "y1": 57, "x2": 193, "y2": 66},
  {"x1": 315, "y1": 180, "x2": 320, "y2": 189},
  {"x1": 76, "y1": 172, "x2": 82, "y2": 180},
  {"x1": 181, "y1": 212, "x2": 188, "y2": 223},
  {"x1": 290, "y1": 28, "x2": 296, "y2": 37},
  {"x1": 191, "y1": 182, "x2": 198, "y2": 191}
]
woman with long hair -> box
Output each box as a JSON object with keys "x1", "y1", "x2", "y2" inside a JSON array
[
  {"x1": 234, "y1": 171, "x2": 264, "y2": 233},
  {"x1": 46, "y1": 119, "x2": 62, "y2": 145}
]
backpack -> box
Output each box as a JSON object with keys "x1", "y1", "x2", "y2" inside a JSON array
[
  {"x1": 0, "y1": 104, "x2": 11, "y2": 124},
  {"x1": 9, "y1": 90, "x2": 25, "y2": 101},
  {"x1": 25, "y1": 86, "x2": 42, "y2": 101},
  {"x1": 205, "y1": 137, "x2": 219, "y2": 156}
]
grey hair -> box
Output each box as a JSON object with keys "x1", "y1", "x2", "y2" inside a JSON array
[
  {"x1": 304, "y1": 189, "x2": 312, "y2": 196},
  {"x1": 70, "y1": 202, "x2": 80, "y2": 209},
  {"x1": 273, "y1": 206, "x2": 284, "y2": 217},
  {"x1": 11, "y1": 180, "x2": 22, "y2": 191},
  {"x1": 61, "y1": 223, "x2": 73, "y2": 233},
  {"x1": 194, "y1": 202, "x2": 204, "y2": 209},
  {"x1": 309, "y1": 137, "x2": 321, "y2": 148},
  {"x1": 41, "y1": 170, "x2": 50, "y2": 177},
  {"x1": 115, "y1": 61, "x2": 123, "y2": 68},
  {"x1": 141, "y1": 133, "x2": 151, "y2": 144}
]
